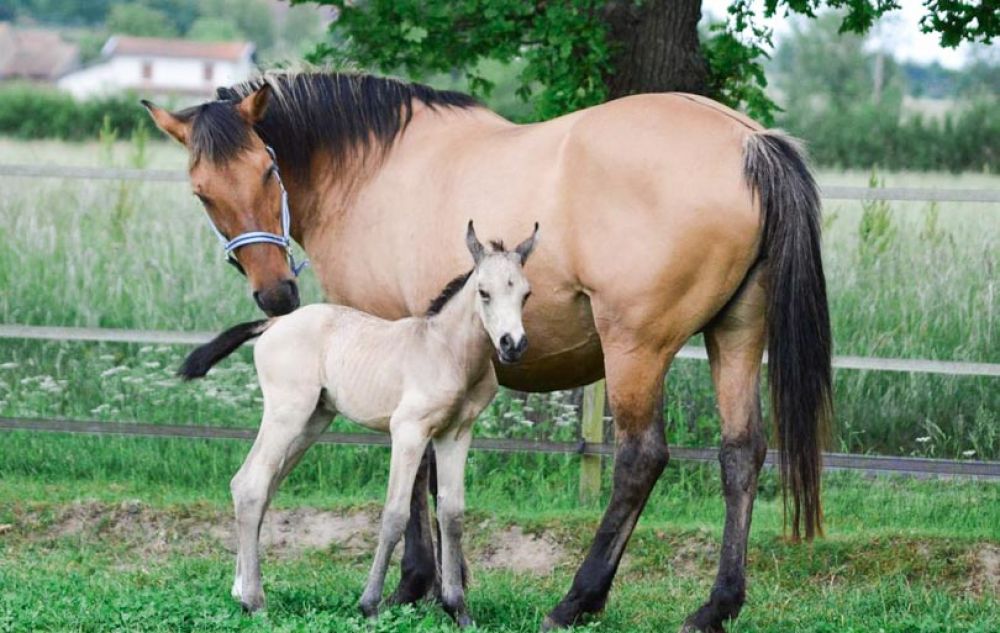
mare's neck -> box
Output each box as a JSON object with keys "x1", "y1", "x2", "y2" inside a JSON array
[
  {"x1": 427, "y1": 277, "x2": 494, "y2": 376},
  {"x1": 281, "y1": 100, "x2": 505, "y2": 247}
]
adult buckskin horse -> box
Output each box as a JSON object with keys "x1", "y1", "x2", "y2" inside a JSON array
[{"x1": 143, "y1": 71, "x2": 832, "y2": 632}]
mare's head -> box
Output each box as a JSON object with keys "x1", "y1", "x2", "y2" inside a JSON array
[
  {"x1": 142, "y1": 86, "x2": 300, "y2": 316},
  {"x1": 466, "y1": 221, "x2": 538, "y2": 364}
]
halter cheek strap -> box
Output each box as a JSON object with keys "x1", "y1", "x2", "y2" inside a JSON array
[{"x1": 205, "y1": 145, "x2": 308, "y2": 277}]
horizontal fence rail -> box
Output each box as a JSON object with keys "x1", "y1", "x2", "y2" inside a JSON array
[
  {"x1": 2, "y1": 163, "x2": 1000, "y2": 203},
  {"x1": 2, "y1": 324, "x2": 998, "y2": 378},
  {"x1": 2, "y1": 417, "x2": 997, "y2": 479}
]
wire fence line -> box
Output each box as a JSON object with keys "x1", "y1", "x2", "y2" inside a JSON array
[
  {"x1": 2, "y1": 163, "x2": 1000, "y2": 204},
  {"x1": 1, "y1": 417, "x2": 997, "y2": 479},
  {"x1": 2, "y1": 324, "x2": 997, "y2": 378}
]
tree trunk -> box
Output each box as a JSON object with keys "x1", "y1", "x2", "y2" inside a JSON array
[{"x1": 602, "y1": 0, "x2": 709, "y2": 98}]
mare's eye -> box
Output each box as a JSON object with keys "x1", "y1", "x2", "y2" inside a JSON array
[{"x1": 478, "y1": 289, "x2": 491, "y2": 302}]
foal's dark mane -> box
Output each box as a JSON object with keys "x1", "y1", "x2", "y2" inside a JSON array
[
  {"x1": 425, "y1": 270, "x2": 473, "y2": 317},
  {"x1": 174, "y1": 71, "x2": 479, "y2": 169}
]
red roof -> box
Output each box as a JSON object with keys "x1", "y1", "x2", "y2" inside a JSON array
[
  {"x1": 104, "y1": 36, "x2": 253, "y2": 62},
  {"x1": 0, "y1": 23, "x2": 79, "y2": 80}
]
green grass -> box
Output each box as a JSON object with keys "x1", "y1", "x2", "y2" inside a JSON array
[
  {"x1": 2, "y1": 139, "x2": 996, "y2": 458},
  {"x1": 0, "y1": 465, "x2": 997, "y2": 632},
  {"x1": 0, "y1": 137, "x2": 997, "y2": 630}
]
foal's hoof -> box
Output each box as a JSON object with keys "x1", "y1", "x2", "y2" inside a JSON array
[
  {"x1": 239, "y1": 597, "x2": 266, "y2": 615},
  {"x1": 454, "y1": 612, "x2": 474, "y2": 629},
  {"x1": 540, "y1": 615, "x2": 565, "y2": 631},
  {"x1": 359, "y1": 601, "x2": 380, "y2": 620}
]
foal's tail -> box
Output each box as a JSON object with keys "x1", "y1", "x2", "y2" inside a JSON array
[
  {"x1": 743, "y1": 131, "x2": 833, "y2": 541},
  {"x1": 178, "y1": 320, "x2": 271, "y2": 380}
]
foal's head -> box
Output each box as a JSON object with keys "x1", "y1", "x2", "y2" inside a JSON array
[
  {"x1": 142, "y1": 86, "x2": 300, "y2": 316},
  {"x1": 466, "y1": 221, "x2": 538, "y2": 364}
]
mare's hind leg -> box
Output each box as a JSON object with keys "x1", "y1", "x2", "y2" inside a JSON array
[
  {"x1": 682, "y1": 274, "x2": 767, "y2": 633},
  {"x1": 543, "y1": 335, "x2": 672, "y2": 629},
  {"x1": 231, "y1": 402, "x2": 329, "y2": 613}
]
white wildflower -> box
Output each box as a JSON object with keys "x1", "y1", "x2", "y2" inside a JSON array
[
  {"x1": 915, "y1": 436, "x2": 931, "y2": 444},
  {"x1": 101, "y1": 366, "x2": 127, "y2": 378},
  {"x1": 962, "y1": 450, "x2": 976, "y2": 458},
  {"x1": 0, "y1": 362, "x2": 19, "y2": 370}
]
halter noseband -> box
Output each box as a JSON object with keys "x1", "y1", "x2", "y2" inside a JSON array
[{"x1": 205, "y1": 145, "x2": 308, "y2": 277}]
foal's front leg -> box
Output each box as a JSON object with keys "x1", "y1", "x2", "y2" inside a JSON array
[
  {"x1": 431, "y1": 430, "x2": 474, "y2": 628},
  {"x1": 360, "y1": 421, "x2": 431, "y2": 618}
]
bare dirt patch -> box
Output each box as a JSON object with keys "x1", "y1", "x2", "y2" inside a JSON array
[
  {"x1": 477, "y1": 525, "x2": 567, "y2": 575},
  {"x1": 17, "y1": 501, "x2": 570, "y2": 574},
  {"x1": 33, "y1": 500, "x2": 377, "y2": 559},
  {"x1": 969, "y1": 544, "x2": 1000, "y2": 597}
]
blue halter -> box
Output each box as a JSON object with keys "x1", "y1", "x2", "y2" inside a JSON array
[{"x1": 205, "y1": 145, "x2": 308, "y2": 277}]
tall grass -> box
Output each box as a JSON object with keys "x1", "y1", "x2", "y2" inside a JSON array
[{"x1": 0, "y1": 139, "x2": 997, "y2": 464}]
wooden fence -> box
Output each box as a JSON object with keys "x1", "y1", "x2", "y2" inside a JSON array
[{"x1": 2, "y1": 164, "x2": 999, "y2": 494}]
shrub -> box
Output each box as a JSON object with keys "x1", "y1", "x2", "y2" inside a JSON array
[
  {"x1": 779, "y1": 99, "x2": 1000, "y2": 173},
  {"x1": 0, "y1": 84, "x2": 147, "y2": 141}
]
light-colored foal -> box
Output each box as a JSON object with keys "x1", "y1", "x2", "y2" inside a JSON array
[{"x1": 180, "y1": 221, "x2": 538, "y2": 626}]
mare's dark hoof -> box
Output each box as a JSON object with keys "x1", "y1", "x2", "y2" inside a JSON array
[{"x1": 679, "y1": 619, "x2": 725, "y2": 633}]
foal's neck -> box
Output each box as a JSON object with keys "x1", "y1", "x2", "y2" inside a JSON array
[{"x1": 427, "y1": 277, "x2": 493, "y2": 374}]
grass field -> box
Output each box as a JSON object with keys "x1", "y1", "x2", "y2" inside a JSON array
[
  {"x1": 0, "y1": 137, "x2": 997, "y2": 458},
  {"x1": 0, "y1": 137, "x2": 998, "y2": 631}
]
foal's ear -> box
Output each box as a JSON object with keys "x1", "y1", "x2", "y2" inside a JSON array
[
  {"x1": 141, "y1": 100, "x2": 189, "y2": 145},
  {"x1": 514, "y1": 222, "x2": 540, "y2": 265},
  {"x1": 236, "y1": 84, "x2": 271, "y2": 124},
  {"x1": 466, "y1": 220, "x2": 485, "y2": 265}
]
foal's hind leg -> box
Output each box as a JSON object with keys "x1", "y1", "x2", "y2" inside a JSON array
[
  {"x1": 544, "y1": 336, "x2": 672, "y2": 628},
  {"x1": 682, "y1": 275, "x2": 767, "y2": 633},
  {"x1": 231, "y1": 402, "x2": 329, "y2": 613}
]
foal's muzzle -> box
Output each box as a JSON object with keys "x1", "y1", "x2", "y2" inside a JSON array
[
  {"x1": 254, "y1": 280, "x2": 299, "y2": 316},
  {"x1": 498, "y1": 333, "x2": 528, "y2": 364}
]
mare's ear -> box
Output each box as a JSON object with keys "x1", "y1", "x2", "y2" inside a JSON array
[
  {"x1": 514, "y1": 222, "x2": 540, "y2": 265},
  {"x1": 466, "y1": 220, "x2": 485, "y2": 265},
  {"x1": 141, "y1": 100, "x2": 189, "y2": 145},
  {"x1": 235, "y1": 84, "x2": 271, "y2": 124}
]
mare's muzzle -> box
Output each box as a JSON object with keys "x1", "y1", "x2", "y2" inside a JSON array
[
  {"x1": 498, "y1": 333, "x2": 528, "y2": 364},
  {"x1": 254, "y1": 279, "x2": 299, "y2": 316}
]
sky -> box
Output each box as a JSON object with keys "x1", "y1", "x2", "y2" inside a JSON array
[{"x1": 701, "y1": 0, "x2": 976, "y2": 68}]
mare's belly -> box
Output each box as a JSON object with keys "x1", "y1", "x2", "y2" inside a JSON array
[{"x1": 496, "y1": 292, "x2": 604, "y2": 392}]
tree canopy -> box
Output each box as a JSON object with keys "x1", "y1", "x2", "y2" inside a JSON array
[{"x1": 298, "y1": 0, "x2": 998, "y2": 122}]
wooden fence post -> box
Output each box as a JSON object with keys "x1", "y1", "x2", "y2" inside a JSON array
[{"x1": 579, "y1": 379, "x2": 606, "y2": 503}]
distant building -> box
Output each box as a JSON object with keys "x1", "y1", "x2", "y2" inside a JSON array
[
  {"x1": 58, "y1": 35, "x2": 255, "y2": 99},
  {"x1": 0, "y1": 23, "x2": 80, "y2": 82}
]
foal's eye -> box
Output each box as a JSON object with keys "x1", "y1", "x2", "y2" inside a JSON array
[
  {"x1": 523, "y1": 291, "x2": 532, "y2": 305},
  {"x1": 478, "y1": 289, "x2": 491, "y2": 302}
]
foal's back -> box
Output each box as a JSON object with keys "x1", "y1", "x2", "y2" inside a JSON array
[{"x1": 253, "y1": 304, "x2": 469, "y2": 433}]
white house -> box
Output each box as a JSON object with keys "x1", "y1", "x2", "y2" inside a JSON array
[{"x1": 58, "y1": 36, "x2": 255, "y2": 99}]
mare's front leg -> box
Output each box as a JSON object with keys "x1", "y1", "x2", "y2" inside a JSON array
[
  {"x1": 543, "y1": 335, "x2": 672, "y2": 629},
  {"x1": 432, "y1": 429, "x2": 475, "y2": 628},
  {"x1": 231, "y1": 404, "x2": 330, "y2": 613},
  {"x1": 359, "y1": 418, "x2": 432, "y2": 618}
]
